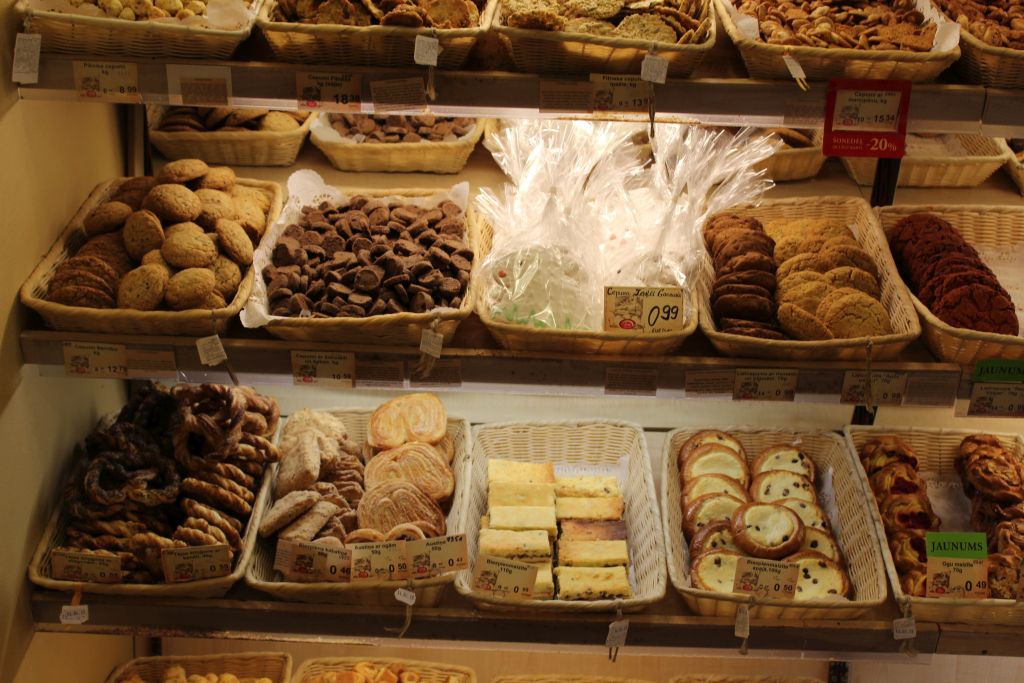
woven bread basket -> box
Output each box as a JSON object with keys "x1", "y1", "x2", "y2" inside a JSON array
[
  {"x1": 19, "y1": 177, "x2": 283, "y2": 336},
  {"x1": 844, "y1": 426, "x2": 1024, "y2": 625},
  {"x1": 955, "y1": 27, "x2": 1024, "y2": 89},
  {"x1": 105, "y1": 652, "x2": 292, "y2": 683},
  {"x1": 492, "y1": 0, "x2": 715, "y2": 76},
  {"x1": 246, "y1": 409, "x2": 470, "y2": 606},
  {"x1": 17, "y1": 0, "x2": 260, "y2": 59},
  {"x1": 1002, "y1": 141, "x2": 1024, "y2": 197},
  {"x1": 294, "y1": 658, "x2": 476, "y2": 683},
  {"x1": 713, "y1": 0, "x2": 959, "y2": 82},
  {"x1": 454, "y1": 420, "x2": 666, "y2": 613},
  {"x1": 257, "y1": 0, "x2": 496, "y2": 68},
  {"x1": 756, "y1": 133, "x2": 827, "y2": 182},
  {"x1": 310, "y1": 117, "x2": 486, "y2": 174},
  {"x1": 148, "y1": 106, "x2": 315, "y2": 167},
  {"x1": 495, "y1": 677, "x2": 654, "y2": 683},
  {"x1": 876, "y1": 204, "x2": 1024, "y2": 363},
  {"x1": 842, "y1": 135, "x2": 1010, "y2": 188},
  {"x1": 699, "y1": 196, "x2": 921, "y2": 360},
  {"x1": 662, "y1": 428, "x2": 888, "y2": 619},
  {"x1": 471, "y1": 212, "x2": 699, "y2": 354}
]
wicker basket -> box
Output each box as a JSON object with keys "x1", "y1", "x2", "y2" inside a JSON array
[
  {"x1": 18, "y1": 0, "x2": 260, "y2": 59},
  {"x1": 294, "y1": 658, "x2": 476, "y2": 683},
  {"x1": 1002, "y1": 142, "x2": 1024, "y2": 197},
  {"x1": 493, "y1": 0, "x2": 715, "y2": 76},
  {"x1": 19, "y1": 177, "x2": 282, "y2": 336},
  {"x1": 842, "y1": 135, "x2": 1010, "y2": 188},
  {"x1": 472, "y1": 213, "x2": 699, "y2": 354},
  {"x1": 251, "y1": 187, "x2": 475, "y2": 345},
  {"x1": 310, "y1": 117, "x2": 486, "y2": 174},
  {"x1": 876, "y1": 204, "x2": 1024, "y2": 364},
  {"x1": 844, "y1": 426, "x2": 1024, "y2": 626},
  {"x1": 246, "y1": 409, "x2": 470, "y2": 606},
  {"x1": 105, "y1": 652, "x2": 292, "y2": 683},
  {"x1": 148, "y1": 106, "x2": 315, "y2": 167},
  {"x1": 756, "y1": 133, "x2": 826, "y2": 182},
  {"x1": 662, "y1": 428, "x2": 888, "y2": 619},
  {"x1": 670, "y1": 677, "x2": 823, "y2": 683},
  {"x1": 453, "y1": 420, "x2": 666, "y2": 612},
  {"x1": 28, "y1": 465, "x2": 272, "y2": 598},
  {"x1": 257, "y1": 0, "x2": 496, "y2": 67},
  {"x1": 495, "y1": 677, "x2": 654, "y2": 683},
  {"x1": 956, "y1": 28, "x2": 1024, "y2": 89},
  {"x1": 713, "y1": 0, "x2": 959, "y2": 82},
  {"x1": 699, "y1": 196, "x2": 921, "y2": 360}
]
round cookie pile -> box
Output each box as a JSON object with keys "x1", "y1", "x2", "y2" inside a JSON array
[
  {"x1": 502, "y1": 0, "x2": 709, "y2": 44},
  {"x1": 327, "y1": 113, "x2": 475, "y2": 143},
  {"x1": 46, "y1": 159, "x2": 271, "y2": 312},
  {"x1": 158, "y1": 107, "x2": 309, "y2": 133},
  {"x1": 888, "y1": 212, "x2": 1018, "y2": 336}
]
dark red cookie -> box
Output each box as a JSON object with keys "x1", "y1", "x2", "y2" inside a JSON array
[
  {"x1": 721, "y1": 325, "x2": 788, "y2": 340},
  {"x1": 889, "y1": 213, "x2": 957, "y2": 256},
  {"x1": 932, "y1": 284, "x2": 1019, "y2": 335},
  {"x1": 713, "y1": 269, "x2": 777, "y2": 292},
  {"x1": 906, "y1": 244, "x2": 983, "y2": 288},
  {"x1": 919, "y1": 269, "x2": 1005, "y2": 307},
  {"x1": 913, "y1": 254, "x2": 991, "y2": 290}
]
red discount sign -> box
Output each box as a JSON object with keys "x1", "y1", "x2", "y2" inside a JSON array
[{"x1": 823, "y1": 79, "x2": 911, "y2": 159}]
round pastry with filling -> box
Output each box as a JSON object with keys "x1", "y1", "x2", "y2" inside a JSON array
[
  {"x1": 751, "y1": 444, "x2": 816, "y2": 482},
  {"x1": 690, "y1": 549, "x2": 744, "y2": 593},
  {"x1": 786, "y1": 550, "x2": 851, "y2": 600},
  {"x1": 750, "y1": 470, "x2": 816, "y2": 504},
  {"x1": 689, "y1": 519, "x2": 739, "y2": 558},
  {"x1": 683, "y1": 493, "x2": 745, "y2": 539},
  {"x1": 683, "y1": 445, "x2": 750, "y2": 488},
  {"x1": 870, "y1": 462, "x2": 925, "y2": 498},
  {"x1": 878, "y1": 493, "x2": 940, "y2": 534},
  {"x1": 778, "y1": 497, "x2": 831, "y2": 532},
  {"x1": 888, "y1": 529, "x2": 928, "y2": 573},
  {"x1": 732, "y1": 502, "x2": 805, "y2": 559},
  {"x1": 678, "y1": 430, "x2": 745, "y2": 466},
  {"x1": 800, "y1": 527, "x2": 841, "y2": 562},
  {"x1": 682, "y1": 474, "x2": 749, "y2": 508}
]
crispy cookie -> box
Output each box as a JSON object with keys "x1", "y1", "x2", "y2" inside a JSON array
[
  {"x1": 117, "y1": 264, "x2": 169, "y2": 311},
  {"x1": 820, "y1": 291, "x2": 893, "y2": 339},
  {"x1": 777, "y1": 303, "x2": 832, "y2": 341},
  {"x1": 825, "y1": 266, "x2": 881, "y2": 300},
  {"x1": 776, "y1": 253, "x2": 830, "y2": 281},
  {"x1": 165, "y1": 268, "x2": 216, "y2": 311}
]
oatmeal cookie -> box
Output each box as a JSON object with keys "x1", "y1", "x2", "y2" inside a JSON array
[
  {"x1": 564, "y1": 17, "x2": 616, "y2": 33},
  {"x1": 232, "y1": 185, "x2": 271, "y2": 214},
  {"x1": 820, "y1": 291, "x2": 893, "y2": 339},
  {"x1": 825, "y1": 266, "x2": 881, "y2": 300},
  {"x1": 505, "y1": 0, "x2": 563, "y2": 29},
  {"x1": 776, "y1": 252, "x2": 830, "y2": 281},
  {"x1": 233, "y1": 197, "x2": 267, "y2": 242},
  {"x1": 123, "y1": 209, "x2": 166, "y2": 260},
  {"x1": 156, "y1": 158, "x2": 210, "y2": 185},
  {"x1": 202, "y1": 289, "x2": 228, "y2": 309},
  {"x1": 562, "y1": 0, "x2": 622, "y2": 18},
  {"x1": 161, "y1": 231, "x2": 218, "y2": 269},
  {"x1": 195, "y1": 189, "x2": 236, "y2": 230},
  {"x1": 777, "y1": 302, "x2": 832, "y2": 341},
  {"x1": 777, "y1": 279, "x2": 833, "y2": 314},
  {"x1": 84, "y1": 201, "x2": 133, "y2": 236},
  {"x1": 76, "y1": 233, "x2": 135, "y2": 276},
  {"x1": 210, "y1": 255, "x2": 242, "y2": 299},
  {"x1": 614, "y1": 13, "x2": 677, "y2": 42},
  {"x1": 196, "y1": 166, "x2": 236, "y2": 192},
  {"x1": 143, "y1": 184, "x2": 202, "y2": 224},
  {"x1": 214, "y1": 218, "x2": 254, "y2": 266},
  {"x1": 165, "y1": 268, "x2": 216, "y2": 310},
  {"x1": 140, "y1": 249, "x2": 173, "y2": 274},
  {"x1": 117, "y1": 264, "x2": 170, "y2": 311}
]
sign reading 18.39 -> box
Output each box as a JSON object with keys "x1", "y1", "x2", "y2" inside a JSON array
[{"x1": 823, "y1": 79, "x2": 911, "y2": 159}]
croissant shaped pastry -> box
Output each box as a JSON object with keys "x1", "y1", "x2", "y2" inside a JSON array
[
  {"x1": 367, "y1": 393, "x2": 448, "y2": 451},
  {"x1": 860, "y1": 436, "x2": 919, "y2": 477},
  {"x1": 879, "y1": 493, "x2": 941, "y2": 534},
  {"x1": 888, "y1": 529, "x2": 928, "y2": 573},
  {"x1": 870, "y1": 462, "x2": 925, "y2": 497}
]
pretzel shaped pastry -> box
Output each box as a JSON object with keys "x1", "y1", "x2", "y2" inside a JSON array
[
  {"x1": 181, "y1": 516, "x2": 230, "y2": 546},
  {"x1": 124, "y1": 456, "x2": 181, "y2": 507},
  {"x1": 173, "y1": 525, "x2": 225, "y2": 549},
  {"x1": 181, "y1": 498, "x2": 244, "y2": 549},
  {"x1": 83, "y1": 457, "x2": 131, "y2": 506},
  {"x1": 194, "y1": 469, "x2": 255, "y2": 504},
  {"x1": 181, "y1": 477, "x2": 253, "y2": 518}
]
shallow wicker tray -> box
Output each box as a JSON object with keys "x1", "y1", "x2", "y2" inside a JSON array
[
  {"x1": 842, "y1": 135, "x2": 1010, "y2": 188},
  {"x1": 876, "y1": 204, "x2": 1024, "y2": 364},
  {"x1": 257, "y1": 0, "x2": 495, "y2": 67},
  {"x1": 493, "y1": 0, "x2": 715, "y2": 76},
  {"x1": 18, "y1": 0, "x2": 260, "y2": 59},
  {"x1": 662, "y1": 428, "x2": 888, "y2": 619},
  {"x1": 955, "y1": 26, "x2": 1024, "y2": 89},
  {"x1": 454, "y1": 419, "x2": 666, "y2": 613},
  {"x1": 844, "y1": 426, "x2": 1024, "y2": 626},
  {"x1": 713, "y1": 0, "x2": 959, "y2": 82},
  {"x1": 19, "y1": 177, "x2": 282, "y2": 336},
  {"x1": 311, "y1": 117, "x2": 486, "y2": 174},
  {"x1": 105, "y1": 652, "x2": 292, "y2": 683},
  {"x1": 148, "y1": 106, "x2": 315, "y2": 167},
  {"x1": 252, "y1": 186, "x2": 475, "y2": 345},
  {"x1": 29, "y1": 463, "x2": 272, "y2": 598},
  {"x1": 472, "y1": 213, "x2": 698, "y2": 354},
  {"x1": 294, "y1": 658, "x2": 476, "y2": 683},
  {"x1": 1003, "y1": 142, "x2": 1024, "y2": 197},
  {"x1": 246, "y1": 409, "x2": 470, "y2": 606},
  {"x1": 756, "y1": 135, "x2": 827, "y2": 183},
  {"x1": 699, "y1": 196, "x2": 921, "y2": 360}
]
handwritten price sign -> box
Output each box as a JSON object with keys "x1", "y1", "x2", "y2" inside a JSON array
[{"x1": 603, "y1": 287, "x2": 685, "y2": 334}]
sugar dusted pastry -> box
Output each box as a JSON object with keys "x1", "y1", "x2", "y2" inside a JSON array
[
  {"x1": 555, "y1": 496, "x2": 624, "y2": 521},
  {"x1": 489, "y1": 481, "x2": 556, "y2": 507},
  {"x1": 555, "y1": 565, "x2": 632, "y2": 600},
  {"x1": 554, "y1": 475, "x2": 620, "y2": 498},
  {"x1": 487, "y1": 459, "x2": 556, "y2": 485},
  {"x1": 367, "y1": 392, "x2": 447, "y2": 450}
]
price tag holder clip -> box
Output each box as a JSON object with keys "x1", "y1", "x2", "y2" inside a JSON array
[
  {"x1": 606, "y1": 603, "x2": 628, "y2": 662},
  {"x1": 60, "y1": 585, "x2": 89, "y2": 625},
  {"x1": 734, "y1": 603, "x2": 751, "y2": 655},
  {"x1": 385, "y1": 581, "x2": 417, "y2": 638}
]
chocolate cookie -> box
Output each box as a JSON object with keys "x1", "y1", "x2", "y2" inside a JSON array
[
  {"x1": 888, "y1": 212, "x2": 956, "y2": 256},
  {"x1": 778, "y1": 303, "x2": 832, "y2": 341},
  {"x1": 704, "y1": 214, "x2": 763, "y2": 245},
  {"x1": 711, "y1": 284, "x2": 772, "y2": 302},
  {"x1": 47, "y1": 284, "x2": 115, "y2": 309},
  {"x1": 913, "y1": 253, "x2": 990, "y2": 290},
  {"x1": 718, "y1": 251, "x2": 776, "y2": 276},
  {"x1": 713, "y1": 269, "x2": 777, "y2": 292},
  {"x1": 713, "y1": 293, "x2": 774, "y2": 322},
  {"x1": 920, "y1": 269, "x2": 1004, "y2": 308},
  {"x1": 722, "y1": 325, "x2": 787, "y2": 340},
  {"x1": 932, "y1": 284, "x2": 1019, "y2": 335},
  {"x1": 707, "y1": 227, "x2": 774, "y2": 256},
  {"x1": 51, "y1": 255, "x2": 120, "y2": 293},
  {"x1": 719, "y1": 317, "x2": 782, "y2": 332}
]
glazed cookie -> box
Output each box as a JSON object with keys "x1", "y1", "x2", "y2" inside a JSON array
[
  {"x1": 820, "y1": 291, "x2": 893, "y2": 338},
  {"x1": 731, "y1": 502, "x2": 805, "y2": 559},
  {"x1": 123, "y1": 209, "x2": 166, "y2": 260},
  {"x1": 210, "y1": 255, "x2": 242, "y2": 299},
  {"x1": 752, "y1": 444, "x2": 816, "y2": 482},
  {"x1": 825, "y1": 266, "x2": 881, "y2": 300},
  {"x1": 156, "y1": 158, "x2": 210, "y2": 184},
  {"x1": 161, "y1": 231, "x2": 218, "y2": 269},
  {"x1": 712, "y1": 293, "x2": 774, "y2": 323},
  {"x1": 777, "y1": 302, "x2": 832, "y2": 341},
  {"x1": 689, "y1": 520, "x2": 739, "y2": 557},
  {"x1": 143, "y1": 184, "x2": 202, "y2": 224},
  {"x1": 196, "y1": 166, "x2": 236, "y2": 192},
  {"x1": 165, "y1": 268, "x2": 216, "y2": 310},
  {"x1": 195, "y1": 188, "x2": 236, "y2": 230},
  {"x1": 751, "y1": 471, "x2": 816, "y2": 504},
  {"x1": 215, "y1": 218, "x2": 254, "y2": 265},
  {"x1": 117, "y1": 264, "x2": 170, "y2": 311},
  {"x1": 83, "y1": 201, "x2": 133, "y2": 236}
]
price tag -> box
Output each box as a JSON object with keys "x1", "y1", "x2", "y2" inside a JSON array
[
  {"x1": 606, "y1": 619, "x2": 629, "y2": 648},
  {"x1": 51, "y1": 548, "x2": 122, "y2": 583},
  {"x1": 840, "y1": 370, "x2": 907, "y2": 405},
  {"x1": 369, "y1": 77, "x2": 427, "y2": 113},
  {"x1": 196, "y1": 335, "x2": 227, "y2": 367},
  {"x1": 12, "y1": 33, "x2": 42, "y2": 84},
  {"x1": 685, "y1": 369, "x2": 735, "y2": 397},
  {"x1": 296, "y1": 72, "x2": 362, "y2": 112},
  {"x1": 126, "y1": 348, "x2": 177, "y2": 379},
  {"x1": 406, "y1": 534, "x2": 469, "y2": 579},
  {"x1": 603, "y1": 286, "x2": 685, "y2": 334},
  {"x1": 538, "y1": 80, "x2": 593, "y2": 114},
  {"x1": 782, "y1": 54, "x2": 807, "y2": 83},
  {"x1": 167, "y1": 64, "x2": 232, "y2": 106},
  {"x1": 590, "y1": 74, "x2": 649, "y2": 113},
  {"x1": 734, "y1": 604, "x2": 750, "y2": 639},
  {"x1": 640, "y1": 54, "x2": 668, "y2": 84},
  {"x1": 732, "y1": 557, "x2": 799, "y2": 600},
  {"x1": 419, "y1": 328, "x2": 444, "y2": 358},
  {"x1": 604, "y1": 367, "x2": 658, "y2": 397},
  {"x1": 967, "y1": 382, "x2": 1024, "y2": 418},
  {"x1": 62, "y1": 342, "x2": 127, "y2": 379},
  {"x1": 395, "y1": 587, "x2": 417, "y2": 605},
  {"x1": 355, "y1": 359, "x2": 406, "y2": 388},
  {"x1": 273, "y1": 539, "x2": 352, "y2": 583},
  {"x1": 161, "y1": 544, "x2": 232, "y2": 583},
  {"x1": 350, "y1": 541, "x2": 409, "y2": 582},
  {"x1": 733, "y1": 368, "x2": 798, "y2": 402},
  {"x1": 925, "y1": 532, "x2": 989, "y2": 599},
  {"x1": 291, "y1": 350, "x2": 355, "y2": 387},
  {"x1": 414, "y1": 35, "x2": 440, "y2": 66},
  {"x1": 60, "y1": 604, "x2": 89, "y2": 625},
  {"x1": 472, "y1": 554, "x2": 537, "y2": 600},
  {"x1": 73, "y1": 61, "x2": 141, "y2": 103},
  {"x1": 823, "y1": 79, "x2": 911, "y2": 158},
  {"x1": 893, "y1": 616, "x2": 917, "y2": 640}
]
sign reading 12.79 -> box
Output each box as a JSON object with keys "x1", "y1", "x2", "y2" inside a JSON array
[{"x1": 823, "y1": 79, "x2": 911, "y2": 159}]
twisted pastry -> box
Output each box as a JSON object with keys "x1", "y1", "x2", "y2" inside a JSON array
[
  {"x1": 237, "y1": 386, "x2": 280, "y2": 436},
  {"x1": 180, "y1": 499, "x2": 243, "y2": 550},
  {"x1": 194, "y1": 469, "x2": 255, "y2": 504},
  {"x1": 173, "y1": 525, "x2": 223, "y2": 548},
  {"x1": 181, "y1": 477, "x2": 252, "y2": 518},
  {"x1": 124, "y1": 456, "x2": 181, "y2": 507},
  {"x1": 180, "y1": 516, "x2": 230, "y2": 546}
]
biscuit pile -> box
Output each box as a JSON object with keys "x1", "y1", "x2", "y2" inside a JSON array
[
  {"x1": 45, "y1": 159, "x2": 270, "y2": 312},
  {"x1": 736, "y1": 0, "x2": 937, "y2": 50},
  {"x1": 301, "y1": 661, "x2": 441, "y2": 683},
  {"x1": 270, "y1": 0, "x2": 480, "y2": 28},
  {"x1": 120, "y1": 665, "x2": 272, "y2": 683},
  {"x1": 77, "y1": 0, "x2": 212, "y2": 21},
  {"x1": 327, "y1": 114, "x2": 475, "y2": 143},
  {"x1": 938, "y1": 0, "x2": 1024, "y2": 50},
  {"x1": 158, "y1": 107, "x2": 309, "y2": 133},
  {"x1": 889, "y1": 212, "x2": 1018, "y2": 336},
  {"x1": 56, "y1": 383, "x2": 280, "y2": 583},
  {"x1": 503, "y1": 0, "x2": 709, "y2": 44},
  {"x1": 680, "y1": 430, "x2": 851, "y2": 600},
  {"x1": 262, "y1": 195, "x2": 471, "y2": 318}
]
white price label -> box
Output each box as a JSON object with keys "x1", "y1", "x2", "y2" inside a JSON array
[
  {"x1": 62, "y1": 342, "x2": 127, "y2": 379},
  {"x1": 606, "y1": 619, "x2": 629, "y2": 648},
  {"x1": 51, "y1": 549, "x2": 122, "y2": 583},
  {"x1": 733, "y1": 368, "x2": 798, "y2": 402},
  {"x1": 296, "y1": 72, "x2": 362, "y2": 112},
  {"x1": 395, "y1": 587, "x2": 417, "y2": 605},
  {"x1": 414, "y1": 35, "x2": 440, "y2": 66},
  {"x1": 640, "y1": 54, "x2": 668, "y2": 84},
  {"x1": 291, "y1": 350, "x2": 355, "y2": 387},
  {"x1": 351, "y1": 541, "x2": 409, "y2": 582},
  {"x1": 968, "y1": 382, "x2": 1024, "y2": 418},
  {"x1": 893, "y1": 616, "x2": 916, "y2": 640},
  {"x1": 590, "y1": 74, "x2": 649, "y2": 113},
  {"x1": 832, "y1": 88, "x2": 903, "y2": 133},
  {"x1": 406, "y1": 534, "x2": 469, "y2": 579},
  {"x1": 273, "y1": 539, "x2": 352, "y2": 583},
  {"x1": 60, "y1": 604, "x2": 89, "y2": 625},
  {"x1": 12, "y1": 33, "x2": 42, "y2": 84},
  {"x1": 734, "y1": 604, "x2": 750, "y2": 639},
  {"x1": 161, "y1": 544, "x2": 232, "y2": 583},
  {"x1": 73, "y1": 61, "x2": 141, "y2": 103},
  {"x1": 733, "y1": 557, "x2": 798, "y2": 600},
  {"x1": 196, "y1": 335, "x2": 227, "y2": 366},
  {"x1": 472, "y1": 554, "x2": 537, "y2": 600},
  {"x1": 419, "y1": 328, "x2": 444, "y2": 358}
]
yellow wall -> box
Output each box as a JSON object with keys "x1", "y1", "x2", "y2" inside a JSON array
[{"x1": 0, "y1": 9, "x2": 131, "y2": 683}]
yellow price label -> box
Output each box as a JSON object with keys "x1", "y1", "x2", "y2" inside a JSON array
[
  {"x1": 350, "y1": 541, "x2": 409, "y2": 582},
  {"x1": 604, "y1": 286, "x2": 685, "y2": 334},
  {"x1": 472, "y1": 554, "x2": 537, "y2": 600},
  {"x1": 161, "y1": 545, "x2": 232, "y2": 583}
]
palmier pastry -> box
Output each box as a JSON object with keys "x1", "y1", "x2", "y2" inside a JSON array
[
  {"x1": 678, "y1": 430, "x2": 745, "y2": 466},
  {"x1": 689, "y1": 520, "x2": 739, "y2": 557},
  {"x1": 990, "y1": 519, "x2": 1024, "y2": 555},
  {"x1": 878, "y1": 493, "x2": 940, "y2": 534},
  {"x1": 900, "y1": 569, "x2": 927, "y2": 597},
  {"x1": 367, "y1": 392, "x2": 447, "y2": 451},
  {"x1": 364, "y1": 441, "x2": 454, "y2": 504},
  {"x1": 750, "y1": 471, "x2": 816, "y2": 504},
  {"x1": 869, "y1": 462, "x2": 925, "y2": 498},
  {"x1": 683, "y1": 493, "x2": 745, "y2": 538},
  {"x1": 799, "y1": 527, "x2": 840, "y2": 562},
  {"x1": 859, "y1": 436, "x2": 919, "y2": 476},
  {"x1": 888, "y1": 529, "x2": 928, "y2": 573},
  {"x1": 751, "y1": 444, "x2": 815, "y2": 482},
  {"x1": 962, "y1": 446, "x2": 1024, "y2": 504},
  {"x1": 785, "y1": 551, "x2": 850, "y2": 600},
  {"x1": 357, "y1": 479, "x2": 446, "y2": 536},
  {"x1": 682, "y1": 474, "x2": 749, "y2": 508},
  {"x1": 682, "y1": 445, "x2": 750, "y2": 488},
  {"x1": 988, "y1": 552, "x2": 1022, "y2": 600},
  {"x1": 731, "y1": 502, "x2": 805, "y2": 560},
  {"x1": 778, "y1": 498, "x2": 830, "y2": 532},
  {"x1": 690, "y1": 549, "x2": 744, "y2": 593}
]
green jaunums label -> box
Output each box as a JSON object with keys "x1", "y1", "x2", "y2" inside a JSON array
[
  {"x1": 926, "y1": 532, "x2": 988, "y2": 559},
  {"x1": 973, "y1": 359, "x2": 1024, "y2": 383}
]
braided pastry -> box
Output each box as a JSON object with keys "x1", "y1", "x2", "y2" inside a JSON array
[
  {"x1": 203, "y1": 461, "x2": 257, "y2": 489},
  {"x1": 181, "y1": 498, "x2": 243, "y2": 549},
  {"x1": 991, "y1": 519, "x2": 1024, "y2": 555},
  {"x1": 860, "y1": 436, "x2": 919, "y2": 477},
  {"x1": 194, "y1": 469, "x2": 255, "y2": 504},
  {"x1": 181, "y1": 477, "x2": 252, "y2": 518},
  {"x1": 181, "y1": 516, "x2": 229, "y2": 545},
  {"x1": 73, "y1": 518, "x2": 147, "y2": 538},
  {"x1": 237, "y1": 385, "x2": 280, "y2": 436},
  {"x1": 173, "y1": 525, "x2": 223, "y2": 548},
  {"x1": 879, "y1": 493, "x2": 941, "y2": 534},
  {"x1": 83, "y1": 457, "x2": 131, "y2": 505},
  {"x1": 235, "y1": 432, "x2": 280, "y2": 463},
  {"x1": 870, "y1": 462, "x2": 925, "y2": 497},
  {"x1": 226, "y1": 457, "x2": 264, "y2": 477},
  {"x1": 123, "y1": 505, "x2": 175, "y2": 537},
  {"x1": 888, "y1": 529, "x2": 928, "y2": 573},
  {"x1": 67, "y1": 495, "x2": 124, "y2": 521},
  {"x1": 957, "y1": 434, "x2": 1005, "y2": 479},
  {"x1": 963, "y1": 446, "x2": 1024, "y2": 504}
]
